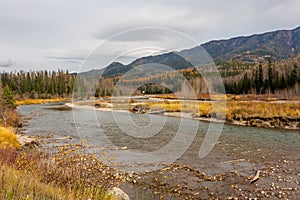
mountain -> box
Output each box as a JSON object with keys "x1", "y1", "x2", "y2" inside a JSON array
[
  {"x1": 198, "y1": 26, "x2": 300, "y2": 62},
  {"x1": 80, "y1": 26, "x2": 300, "y2": 77},
  {"x1": 80, "y1": 52, "x2": 193, "y2": 78},
  {"x1": 128, "y1": 52, "x2": 193, "y2": 70},
  {"x1": 79, "y1": 62, "x2": 126, "y2": 78}
]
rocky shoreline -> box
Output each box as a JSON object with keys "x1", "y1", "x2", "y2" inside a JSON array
[{"x1": 228, "y1": 115, "x2": 300, "y2": 130}]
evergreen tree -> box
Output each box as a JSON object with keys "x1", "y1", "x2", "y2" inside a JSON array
[
  {"x1": 242, "y1": 73, "x2": 251, "y2": 94},
  {"x1": 288, "y1": 64, "x2": 298, "y2": 87},
  {"x1": 1, "y1": 85, "x2": 16, "y2": 109},
  {"x1": 258, "y1": 64, "x2": 264, "y2": 94},
  {"x1": 267, "y1": 58, "x2": 275, "y2": 93},
  {"x1": 95, "y1": 88, "x2": 100, "y2": 98},
  {"x1": 279, "y1": 75, "x2": 286, "y2": 89}
]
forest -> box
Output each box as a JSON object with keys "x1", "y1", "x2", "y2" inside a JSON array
[
  {"x1": 0, "y1": 58, "x2": 300, "y2": 99},
  {"x1": 224, "y1": 59, "x2": 300, "y2": 95},
  {"x1": 0, "y1": 70, "x2": 77, "y2": 99}
]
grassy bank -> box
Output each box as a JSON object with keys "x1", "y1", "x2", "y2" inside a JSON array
[
  {"x1": 146, "y1": 100, "x2": 299, "y2": 118},
  {"x1": 144, "y1": 99, "x2": 300, "y2": 129},
  {"x1": 16, "y1": 97, "x2": 71, "y2": 106},
  {"x1": 0, "y1": 148, "x2": 116, "y2": 200}
]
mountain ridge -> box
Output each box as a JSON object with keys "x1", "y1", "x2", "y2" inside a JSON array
[
  {"x1": 199, "y1": 26, "x2": 300, "y2": 61},
  {"x1": 80, "y1": 26, "x2": 300, "y2": 78}
]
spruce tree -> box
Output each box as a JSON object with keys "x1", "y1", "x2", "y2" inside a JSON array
[{"x1": 1, "y1": 85, "x2": 16, "y2": 109}]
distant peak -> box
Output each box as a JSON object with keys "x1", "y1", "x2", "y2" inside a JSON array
[{"x1": 111, "y1": 61, "x2": 123, "y2": 65}]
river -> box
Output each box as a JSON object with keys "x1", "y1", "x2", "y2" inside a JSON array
[{"x1": 17, "y1": 103, "x2": 300, "y2": 199}]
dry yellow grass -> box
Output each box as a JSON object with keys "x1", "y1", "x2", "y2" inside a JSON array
[
  {"x1": 146, "y1": 100, "x2": 299, "y2": 119},
  {"x1": 0, "y1": 126, "x2": 20, "y2": 149},
  {"x1": 16, "y1": 98, "x2": 71, "y2": 105},
  {"x1": 226, "y1": 101, "x2": 300, "y2": 119},
  {"x1": 0, "y1": 165, "x2": 116, "y2": 200},
  {"x1": 0, "y1": 142, "x2": 118, "y2": 200}
]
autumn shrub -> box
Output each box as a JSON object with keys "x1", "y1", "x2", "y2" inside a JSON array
[
  {"x1": 0, "y1": 147, "x2": 18, "y2": 166},
  {"x1": 14, "y1": 143, "x2": 122, "y2": 199},
  {"x1": 0, "y1": 142, "x2": 118, "y2": 200},
  {"x1": 0, "y1": 126, "x2": 20, "y2": 149}
]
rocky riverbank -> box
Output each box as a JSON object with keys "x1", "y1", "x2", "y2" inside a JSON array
[{"x1": 228, "y1": 115, "x2": 300, "y2": 130}]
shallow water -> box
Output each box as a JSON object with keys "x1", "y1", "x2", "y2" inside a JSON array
[{"x1": 18, "y1": 104, "x2": 300, "y2": 199}]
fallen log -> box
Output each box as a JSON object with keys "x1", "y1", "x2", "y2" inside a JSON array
[{"x1": 250, "y1": 170, "x2": 260, "y2": 183}]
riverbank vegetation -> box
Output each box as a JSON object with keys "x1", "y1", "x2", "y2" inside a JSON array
[
  {"x1": 89, "y1": 96, "x2": 300, "y2": 129},
  {"x1": 0, "y1": 127, "x2": 20, "y2": 149},
  {"x1": 143, "y1": 99, "x2": 300, "y2": 118},
  {"x1": 0, "y1": 145, "x2": 118, "y2": 200}
]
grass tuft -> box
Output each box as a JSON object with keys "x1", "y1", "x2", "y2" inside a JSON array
[{"x1": 0, "y1": 126, "x2": 20, "y2": 149}]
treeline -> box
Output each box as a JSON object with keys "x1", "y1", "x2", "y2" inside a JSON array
[
  {"x1": 216, "y1": 61, "x2": 255, "y2": 78},
  {"x1": 0, "y1": 70, "x2": 77, "y2": 98},
  {"x1": 225, "y1": 60, "x2": 300, "y2": 95}
]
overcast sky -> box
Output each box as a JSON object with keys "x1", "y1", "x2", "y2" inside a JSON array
[{"x1": 0, "y1": 0, "x2": 299, "y2": 72}]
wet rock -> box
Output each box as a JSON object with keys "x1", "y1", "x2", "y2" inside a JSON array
[
  {"x1": 131, "y1": 104, "x2": 149, "y2": 114},
  {"x1": 108, "y1": 187, "x2": 130, "y2": 200}
]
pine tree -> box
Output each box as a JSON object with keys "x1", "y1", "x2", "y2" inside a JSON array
[
  {"x1": 288, "y1": 64, "x2": 298, "y2": 87},
  {"x1": 258, "y1": 64, "x2": 264, "y2": 94},
  {"x1": 1, "y1": 85, "x2": 16, "y2": 109},
  {"x1": 267, "y1": 58, "x2": 275, "y2": 94},
  {"x1": 95, "y1": 88, "x2": 100, "y2": 98}
]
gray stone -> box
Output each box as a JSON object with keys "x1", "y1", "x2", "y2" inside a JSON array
[{"x1": 108, "y1": 187, "x2": 130, "y2": 200}]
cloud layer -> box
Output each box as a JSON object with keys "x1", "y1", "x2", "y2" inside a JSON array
[{"x1": 0, "y1": 0, "x2": 299, "y2": 71}]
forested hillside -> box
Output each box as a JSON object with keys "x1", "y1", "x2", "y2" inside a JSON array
[{"x1": 200, "y1": 26, "x2": 300, "y2": 62}]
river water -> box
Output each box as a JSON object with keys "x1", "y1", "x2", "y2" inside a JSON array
[{"x1": 17, "y1": 103, "x2": 300, "y2": 199}]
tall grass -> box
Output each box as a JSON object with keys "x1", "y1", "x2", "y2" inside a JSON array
[
  {"x1": 0, "y1": 142, "x2": 120, "y2": 200},
  {"x1": 146, "y1": 100, "x2": 300, "y2": 120},
  {"x1": 0, "y1": 164, "x2": 114, "y2": 200},
  {"x1": 0, "y1": 126, "x2": 20, "y2": 149},
  {"x1": 226, "y1": 101, "x2": 300, "y2": 119}
]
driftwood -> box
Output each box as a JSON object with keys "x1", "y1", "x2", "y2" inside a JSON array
[
  {"x1": 106, "y1": 146, "x2": 128, "y2": 150},
  {"x1": 250, "y1": 170, "x2": 260, "y2": 183},
  {"x1": 213, "y1": 159, "x2": 246, "y2": 166},
  {"x1": 131, "y1": 104, "x2": 149, "y2": 114},
  {"x1": 219, "y1": 159, "x2": 246, "y2": 165}
]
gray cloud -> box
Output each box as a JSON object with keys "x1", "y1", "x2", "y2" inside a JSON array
[{"x1": 0, "y1": 0, "x2": 299, "y2": 72}]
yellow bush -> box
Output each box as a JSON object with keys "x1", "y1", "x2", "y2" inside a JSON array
[{"x1": 0, "y1": 126, "x2": 20, "y2": 149}]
